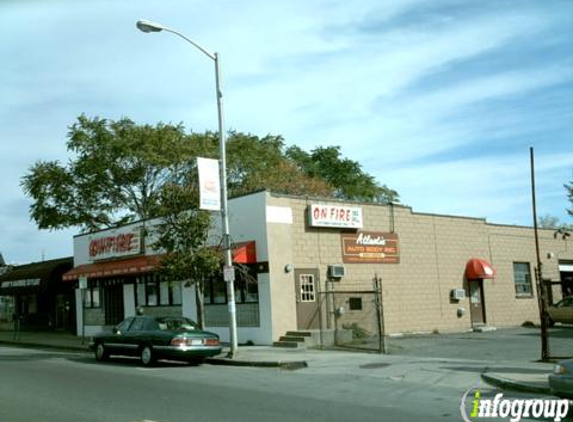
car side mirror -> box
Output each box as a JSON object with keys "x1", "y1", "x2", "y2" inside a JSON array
[{"x1": 113, "y1": 328, "x2": 121, "y2": 335}]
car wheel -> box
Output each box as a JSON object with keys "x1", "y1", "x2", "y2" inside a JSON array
[
  {"x1": 140, "y1": 345, "x2": 156, "y2": 367},
  {"x1": 95, "y1": 342, "x2": 109, "y2": 362}
]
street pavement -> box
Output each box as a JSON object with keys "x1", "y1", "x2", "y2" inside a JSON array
[
  {"x1": 0, "y1": 327, "x2": 560, "y2": 395},
  {"x1": 0, "y1": 345, "x2": 504, "y2": 422}
]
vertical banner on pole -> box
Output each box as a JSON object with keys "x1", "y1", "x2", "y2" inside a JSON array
[{"x1": 197, "y1": 157, "x2": 221, "y2": 211}]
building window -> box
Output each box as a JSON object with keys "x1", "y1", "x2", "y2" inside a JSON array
[
  {"x1": 300, "y1": 274, "x2": 316, "y2": 302},
  {"x1": 203, "y1": 266, "x2": 259, "y2": 305},
  {"x1": 349, "y1": 297, "x2": 363, "y2": 310},
  {"x1": 513, "y1": 262, "x2": 533, "y2": 297},
  {"x1": 83, "y1": 284, "x2": 101, "y2": 308},
  {"x1": 136, "y1": 275, "x2": 182, "y2": 307}
]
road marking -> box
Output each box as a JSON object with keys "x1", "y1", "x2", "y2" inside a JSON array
[{"x1": 132, "y1": 420, "x2": 166, "y2": 422}]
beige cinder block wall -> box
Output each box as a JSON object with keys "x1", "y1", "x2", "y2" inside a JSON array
[{"x1": 266, "y1": 192, "x2": 573, "y2": 336}]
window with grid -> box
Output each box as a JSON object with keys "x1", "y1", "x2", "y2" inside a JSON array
[
  {"x1": 135, "y1": 275, "x2": 182, "y2": 307},
  {"x1": 513, "y1": 262, "x2": 533, "y2": 297},
  {"x1": 300, "y1": 274, "x2": 316, "y2": 302}
]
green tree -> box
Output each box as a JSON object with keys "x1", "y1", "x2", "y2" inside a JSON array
[
  {"x1": 152, "y1": 184, "x2": 221, "y2": 329},
  {"x1": 22, "y1": 116, "x2": 397, "y2": 233},
  {"x1": 225, "y1": 132, "x2": 332, "y2": 198},
  {"x1": 286, "y1": 145, "x2": 399, "y2": 203},
  {"x1": 21, "y1": 115, "x2": 199, "y2": 232}
]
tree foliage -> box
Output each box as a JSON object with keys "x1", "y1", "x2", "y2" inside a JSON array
[
  {"x1": 566, "y1": 179, "x2": 573, "y2": 217},
  {"x1": 21, "y1": 115, "x2": 197, "y2": 232},
  {"x1": 22, "y1": 115, "x2": 398, "y2": 233},
  {"x1": 286, "y1": 145, "x2": 399, "y2": 202}
]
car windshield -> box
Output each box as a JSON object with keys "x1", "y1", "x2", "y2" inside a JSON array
[{"x1": 157, "y1": 317, "x2": 198, "y2": 331}]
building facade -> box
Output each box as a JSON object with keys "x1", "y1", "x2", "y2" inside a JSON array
[
  {"x1": 65, "y1": 191, "x2": 573, "y2": 344},
  {"x1": 0, "y1": 257, "x2": 75, "y2": 332}
]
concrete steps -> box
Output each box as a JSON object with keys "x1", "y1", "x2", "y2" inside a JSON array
[
  {"x1": 273, "y1": 330, "x2": 343, "y2": 348},
  {"x1": 273, "y1": 331, "x2": 313, "y2": 348}
]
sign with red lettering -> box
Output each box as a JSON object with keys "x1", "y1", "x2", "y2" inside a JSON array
[
  {"x1": 88, "y1": 227, "x2": 142, "y2": 261},
  {"x1": 341, "y1": 232, "x2": 399, "y2": 264},
  {"x1": 308, "y1": 204, "x2": 363, "y2": 229}
]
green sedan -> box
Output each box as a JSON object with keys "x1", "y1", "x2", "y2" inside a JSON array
[{"x1": 90, "y1": 316, "x2": 222, "y2": 366}]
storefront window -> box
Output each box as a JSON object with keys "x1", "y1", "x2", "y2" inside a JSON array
[
  {"x1": 0, "y1": 296, "x2": 14, "y2": 322},
  {"x1": 136, "y1": 276, "x2": 183, "y2": 307},
  {"x1": 159, "y1": 282, "x2": 170, "y2": 305},
  {"x1": 204, "y1": 267, "x2": 259, "y2": 304},
  {"x1": 136, "y1": 282, "x2": 146, "y2": 307},
  {"x1": 170, "y1": 281, "x2": 182, "y2": 305},
  {"x1": 146, "y1": 279, "x2": 158, "y2": 306},
  {"x1": 213, "y1": 281, "x2": 226, "y2": 304},
  {"x1": 84, "y1": 284, "x2": 101, "y2": 308}
]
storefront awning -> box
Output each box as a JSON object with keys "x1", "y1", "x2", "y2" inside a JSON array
[
  {"x1": 63, "y1": 241, "x2": 257, "y2": 281},
  {"x1": 231, "y1": 241, "x2": 257, "y2": 264},
  {"x1": 465, "y1": 258, "x2": 496, "y2": 280},
  {"x1": 0, "y1": 257, "x2": 73, "y2": 294},
  {"x1": 63, "y1": 255, "x2": 162, "y2": 281}
]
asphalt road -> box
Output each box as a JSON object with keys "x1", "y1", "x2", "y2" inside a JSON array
[{"x1": 0, "y1": 345, "x2": 558, "y2": 422}]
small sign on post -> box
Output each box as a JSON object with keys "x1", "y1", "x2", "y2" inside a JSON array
[
  {"x1": 223, "y1": 265, "x2": 235, "y2": 283},
  {"x1": 79, "y1": 276, "x2": 88, "y2": 290}
]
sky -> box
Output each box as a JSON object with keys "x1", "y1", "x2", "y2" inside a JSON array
[{"x1": 1, "y1": 0, "x2": 572, "y2": 264}]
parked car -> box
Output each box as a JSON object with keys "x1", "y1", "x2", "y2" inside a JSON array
[
  {"x1": 549, "y1": 359, "x2": 573, "y2": 398},
  {"x1": 547, "y1": 297, "x2": 573, "y2": 327},
  {"x1": 90, "y1": 316, "x2": 222, "y2": 366}
]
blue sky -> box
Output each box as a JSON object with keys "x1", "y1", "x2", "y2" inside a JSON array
[{"x1": 1, "y1": 0, "x2": 572, "y2": 264}]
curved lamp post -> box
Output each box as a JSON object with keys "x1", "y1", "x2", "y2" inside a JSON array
[{"x1": 136, "y1": 19, "x2": 238, "y2": 358}]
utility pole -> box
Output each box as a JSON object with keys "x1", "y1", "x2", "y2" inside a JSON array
[{"x1": 530, "y1": 147, "x2": 548, "y2": 361}]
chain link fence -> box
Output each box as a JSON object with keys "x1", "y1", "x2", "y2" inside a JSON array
[{"x1": 326, "y1": 275, "x2": 387, "y2": 353}]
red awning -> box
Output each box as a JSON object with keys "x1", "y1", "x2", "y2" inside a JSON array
[
  {"x1": 63, "y1": 255, "x2": 162, "y2": 281},
  {"x1": 63, "y1": 241, "x2": 257, "y2": 281},
  {"x1": 465, "y1": 258, "x2": 496, "y2": 280},
  {"x1": 231, "y1": 241, "x2": 257, "y2": 264}
]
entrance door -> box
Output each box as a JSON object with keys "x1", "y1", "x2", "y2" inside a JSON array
[
  {"x1": 295, "y1": 269, "x2": 320, "y2": 330},
  {"x1": 104, "y1": 282, "x2": 125, "y2": 326},
  {"x1": 468, "y1": 280, "x2": 485, "y2": 326}
]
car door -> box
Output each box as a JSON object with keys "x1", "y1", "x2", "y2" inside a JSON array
[
  {"x1": 123, "y1": 317, "x2": 146, "y2": 355},
  {"x1": 106, "y1": 317, "x2": 135, "y2": 355}
]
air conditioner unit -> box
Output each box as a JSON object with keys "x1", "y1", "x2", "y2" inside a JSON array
[
  {"x1": 450, "y1": 288, "x2": 465, "y2": 301},
  {"x1": 328, "y1": 265, "x2": 346, "y2": 279}
]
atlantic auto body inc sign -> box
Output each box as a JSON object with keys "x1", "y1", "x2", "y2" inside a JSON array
[{"x1": 341, "y1": 231, "x2": 400, "y2": 264}]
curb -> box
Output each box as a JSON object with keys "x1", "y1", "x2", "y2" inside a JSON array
[
  {"x1": 481, "y1": 373, "x2": 551, "y2": 395},
  {"x1": 1, "y1": 340, "x2": 308, "y2": 369},
  {"x1": 206, "y1": 357, "x2": 308, "y2": 370},
  {"x1": 0, "y1": 339, "x2": 90, "y2": 353}
]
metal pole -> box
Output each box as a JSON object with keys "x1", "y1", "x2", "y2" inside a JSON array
[
  {"x1": 374, "y1": 274, "x2": 387, "y2": 354},
  {"x1": 530, "y1": 147, "x2": 548, "y2": 361},
  {"x1": 136, "y1": 21, "x2": 239, "y2": 357},
  {"x1": 214, "y1": 54, "x2": 238, "y2": 357}
]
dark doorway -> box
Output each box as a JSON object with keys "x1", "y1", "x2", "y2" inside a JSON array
[
  {"x1": 468, "y1": 279, "x2": 486, "y2": 326},
  {"x1": 295, "y1": 269, "x2": 320, "y2": 330},
  {"x1": 104, "y1": 282, "x2": 124, "y2": 326}
]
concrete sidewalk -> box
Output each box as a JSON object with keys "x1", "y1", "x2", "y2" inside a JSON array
[
  {"x1": 0, "y1": 329, "x2": 557, "y2": 394},
  {"x1": 0, "y1": 330, "x2": 309, "y2": 369},
  {"x1": 481, "y1": 366, "x2": 553, "y2": 395}
]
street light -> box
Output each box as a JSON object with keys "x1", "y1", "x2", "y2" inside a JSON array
[{"x1": 136, "y1": 19, "x2": 238, "y2": 358}]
